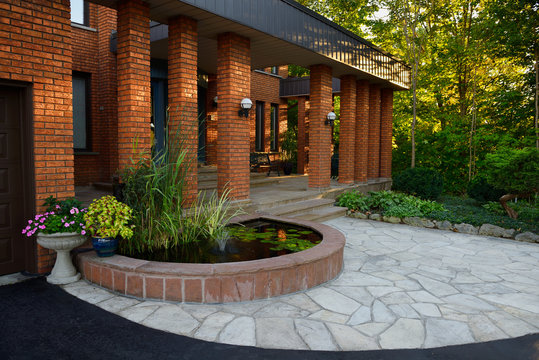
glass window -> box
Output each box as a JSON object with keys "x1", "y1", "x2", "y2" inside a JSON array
[
  {"x1": 271, "y1": 66, "x2": 278, "y2": 75},
  {"x1": 72, "y1": 74, "x2": 89, "y2": 150},
  {"x1": 255, "y1": 101, "x2": 264, "y2": 152},
  {"x1": 270, "y1": 104, "x2": 278, "y2": 151},
  {"x1": 71, "y1": 0, "x2": 88, "y2": 25}
]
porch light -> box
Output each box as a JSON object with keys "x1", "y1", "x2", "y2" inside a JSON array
[
  {"x1": 239, "y1": 98, "x2": 253, "y2": 118},
  {"x1": 325, "y1": 111, "x2": 336, "y2": 126},
  {"x1": 213, "y1": 96, "x2": 218, "y2": 108}
]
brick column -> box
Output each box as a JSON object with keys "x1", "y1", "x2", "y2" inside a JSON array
[
  {"x1": 297, "y1": 97, "x2": 306, "y2": 174},
  {"x1": 117, "y1": 0, "x2": 151, "y2": 170},
  {"x1": 338, "y1": 75, "x2": 356, "y2": 184},
  {"x1": 380, "y1": 88, "x2": 394, "y2": 179},
  {"x1": 168, "y1": 15, "x2": 198, "y2": 205},
  {"x1": 367, "y1": 84, "x2": 381, "y2": 180},
  {"x1": 217, "y1": 33, "x2": 251, "y2": 200},
  {"x1": 308, "y1": 64, "x2": 333, "y2": 188},
  {"x1": 355, "y1": 80, "x2": 369, "y2": 182}
]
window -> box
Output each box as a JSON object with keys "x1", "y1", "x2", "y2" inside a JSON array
[
  {"x1": 270, "y1": 66, "x2": 278, "y2": 75},
  {"x1": 255, "y1": 101, "x2": 264, "y2": 152},
  {"x1": 71, "y1": 0, "x2": 89, "y2": 26},
  {"x1": 270, "y1": 104, "x2": 278, "y2": 151},
  {"x1": 72, "y1": 73, "x2": 90, "y2": 150}
]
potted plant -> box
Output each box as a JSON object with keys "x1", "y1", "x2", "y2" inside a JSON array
[
  {"x1": 84, "y1": 195, "x2": 134, "y2": 257},
  {"x1": 22, "y1": 196, "x2": 87, "y2": 284},
  {"x1": 280, "y1": 127, "x2": 297, "y2": 176}
]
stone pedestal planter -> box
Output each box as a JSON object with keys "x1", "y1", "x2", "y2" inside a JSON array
[{"x1": 37, "y1": 232, "x2": 86, "y2": 285}]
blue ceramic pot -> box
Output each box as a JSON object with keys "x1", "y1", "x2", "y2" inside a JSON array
[{"x1": 91, "y1": 237, "x2": 118, "y2": 257}]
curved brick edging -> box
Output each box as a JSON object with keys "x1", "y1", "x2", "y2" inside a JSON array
[{"x1": 76, "y1": 215, "x2": 345, "y2": 303}]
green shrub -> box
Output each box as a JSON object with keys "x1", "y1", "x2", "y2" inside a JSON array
[
  {"x1": 467, "y1": 176, "x2": 506, "y2": 203},
  {"x1": 336, "y1": 191, "x2": 370, "y2": 212},
  {"x1": 383, "y1": 203, "x2": 423, "y2": 218},
  {"x1": 392, "y1": 167, "x2": 444, "y2": 200}
]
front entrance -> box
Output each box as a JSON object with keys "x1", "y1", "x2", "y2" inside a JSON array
[{"x1": 0, "y1": 84, "x2": 32, "y2": 275}]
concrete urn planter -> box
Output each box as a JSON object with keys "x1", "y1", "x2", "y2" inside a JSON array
[{"x1": 37, "y1": 232, "x2": 86, "y2": 285}]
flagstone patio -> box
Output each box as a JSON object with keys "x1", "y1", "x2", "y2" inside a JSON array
[{"x1": 62, "y1": 217, "x2": 539, "y2": 351}]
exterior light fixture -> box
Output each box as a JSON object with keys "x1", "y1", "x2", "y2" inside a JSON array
[
  {"x1": 213, "y1": 96, "x2": 218, "y2": 108},
  {"x1": 325, "y1": 111, "x2": 336, "y2": 126},
  {"x1": 239, "y1": 98, "x2": 253, "y2": 118}
]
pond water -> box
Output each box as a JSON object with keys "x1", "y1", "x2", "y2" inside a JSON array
[{"x1": 121, "y1": 219, "x2": 322, "y2": 264}]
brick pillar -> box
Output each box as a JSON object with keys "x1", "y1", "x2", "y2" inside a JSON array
[
  {"x1": 308, "y1": 64, "x2": 333, "y2": 188},
  {"x1": 355, "y1": 80, "x2": 369, "y2": 182},
  {"x1": 297, "y1": 97, "x2": 306, "y2": 174},
  {"x1": 168, "y1": 15, "x2": 198, "y2": 205},
  {"x1": 205, "y1": 75, "x2": 218, "y2": 165},
  {"x1": 278, "y1": 103, "x2": 288, "y2": 151},
  {"x1": 380, "y1": 88, "x2": 394, "y2": 179},
  {"x1": 217, "y1": 33, "x2": 251, "y2": 200},
  {"x1": 367, "y1": 84, "x2": 381, "y2": 180},
  {"x1": 117, "y1": 0, "x2": 151, "y2": 170},
  {"x1": 338, "y1": 75, "x2": 356, "y2": 184}
]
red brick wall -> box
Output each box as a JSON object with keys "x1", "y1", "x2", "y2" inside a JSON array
[
  {"x1": 355, "y1": 80, "x2": 369, "y2": 182},
  {"x1": 338, "y1": 75, "x2": 356, "y2": 184},
  {"x1": 73, "y1": 4, "x2": 118, "y2": 185},
  {"x1": 380, "y1": 88, "x2": 393, "y2": 179},
  {"x1": 0, "y1": 0, "x2": 74, "y2": 272},
  {"x1": 168, "y1": 15, "x2": 198, "y2": 205},
  {"x1": 367, "y1": 84, "x2": 381, "y2": 180},
  {"x1": 308, "y1": 64, "x2": 333, "y2": 188},
  {"x1": 217, "y1": 32, "x2": 251, "y2": 200},
  {"x1": 116, "y1": 0, "x2": 151, "y2": 170}
]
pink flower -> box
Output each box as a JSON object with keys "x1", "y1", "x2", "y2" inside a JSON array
[
  {"x1": 64, "y1": 223, "x2": 70, "y2": 228},
  {"x1": 56, "y1": 205, "x2": 61, "y2": 210},
  {"x1": 39, "y1": 217, "x2": 45, "y2": 223},
  {"x1": 22, "y1": 229, "x2": 26, "y2": 234},
  {"x1": 28, "y1": 220, "x2": 32, "y2": 224},
  {"x1": 39, "y1": 225, "x2": 46, "y2": 230},
  {"x1": 81, "y1": 230, "x2": 86, "y2": 235}
]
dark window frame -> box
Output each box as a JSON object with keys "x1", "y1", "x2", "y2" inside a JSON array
[
  {"x1": 72, "y1": 71, "x2": 91, "y2": 152},
  {"x1": 255, "y1": 101, "x2": 265, "y2": 152},
  {"x1": 71, "y1": 0, "x2": 89, "y2": 26},
  {"x1": 270, "y1": 104, "x2": 278, "y2": 152}
]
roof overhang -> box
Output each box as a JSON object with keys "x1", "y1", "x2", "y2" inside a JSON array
[{"x1": 92, "y1": 0, "x2": 410, "y2": 90}]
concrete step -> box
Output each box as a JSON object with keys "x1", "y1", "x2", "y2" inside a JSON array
[
  {"x1": 93, "y1": 182, "x2": 113, "y2": 191},
  {"x1": 293, "y1": 205, "x2": 348, "y2": 222},
  {"x1": 263, "y1": 198, "x2": 335, "y2": 217}
]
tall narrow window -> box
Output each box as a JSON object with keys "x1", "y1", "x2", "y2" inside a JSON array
[
  {"x1": 270, "y1": 104, "x2": 278, "y2": 151},
  {"x1": 71, "y1": 0, "x2": 89, "y2": 26},
  {"x1": 72, "y1": 73, "x2": 89, "y2": 150},
  {"x1": 255, "y1": 101, "x2": 264, "y2": 152},
  {"x1": 270, "y1": 66, "x2": 278, "y2": 75}
]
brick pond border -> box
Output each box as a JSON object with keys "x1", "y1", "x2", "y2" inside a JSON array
[{"x1": 76, "y1": 215, "x2": 345, "y2": 303}]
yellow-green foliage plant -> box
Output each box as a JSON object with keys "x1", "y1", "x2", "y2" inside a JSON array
[{"x1": 84, "y1": 195, "x2": 134, "y2": 240}]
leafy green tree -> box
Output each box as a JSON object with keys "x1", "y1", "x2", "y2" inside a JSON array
[{"x1": 483, "y1": 147, "x2": 538, "y2": 218}]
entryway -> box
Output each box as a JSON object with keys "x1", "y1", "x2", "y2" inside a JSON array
[{"x1": 0, "y1": 84, "x2": 32, "y2": 275}]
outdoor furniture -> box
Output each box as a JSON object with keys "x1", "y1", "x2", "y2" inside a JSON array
[{"x1": 250, "y1": 152, "x2": 281, "y2": 177}]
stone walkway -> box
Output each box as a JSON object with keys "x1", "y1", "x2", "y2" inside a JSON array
[{"x1": 62, "y1": 218, "x2": 539, "y2": 351}]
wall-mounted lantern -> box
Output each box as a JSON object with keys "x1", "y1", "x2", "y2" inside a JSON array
[
  {"x1": 239, "y1": 98, "x2": 253, "y2": 118},
  {"x1": 213, "y1": 96, "x2": 218, "y2": 108},
  {"x1": 325, "y1": 111, "x2": 336, "y2": 126}
]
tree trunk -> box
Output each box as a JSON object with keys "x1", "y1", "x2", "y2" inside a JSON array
[{"x1": 499, "y1": 193, "x2": 518, "y2": 219}]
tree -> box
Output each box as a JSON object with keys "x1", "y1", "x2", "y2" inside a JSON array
[{"x1": 483, "y1": 147, "x2": 538, "y2": 219}]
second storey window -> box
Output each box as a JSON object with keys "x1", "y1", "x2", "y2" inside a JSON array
[{"x1": 71, "y1": 0, "x2": 89, "y2": 26}]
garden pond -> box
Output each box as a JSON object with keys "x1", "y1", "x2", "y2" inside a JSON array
[{"x1": 120, "y1": 219, "x2": 322, "y2": 263}]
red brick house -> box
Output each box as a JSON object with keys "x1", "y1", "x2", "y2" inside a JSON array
[{"x1": 0, "y1": 0, "x2": 409, "y2": 275}]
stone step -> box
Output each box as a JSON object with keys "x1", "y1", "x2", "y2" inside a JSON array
[
  {"x1": 92, "y1": 182, "x2": 113, "y2": 191},
  {"x1": 293, "y1": 205, "x2": 348, "y2": 222},
  {"x1": 262, "y1": 198, "x2": 336, "y2": 217}
]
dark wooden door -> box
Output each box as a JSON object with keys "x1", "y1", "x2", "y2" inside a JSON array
[{"x1": 0, "y1": 85, "x2": 28, "y2": 275}]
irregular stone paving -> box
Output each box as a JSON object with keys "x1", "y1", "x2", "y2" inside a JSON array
[{"x1": 62, "y1": 218, "x2": 539, "y2": 350}]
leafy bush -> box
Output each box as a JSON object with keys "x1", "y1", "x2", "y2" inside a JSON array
[
  {"x1": 337, "y1": 190, "x2": 445, "y2": 218},
  {"x1": 484, "y1": 147, "x2": 538, "y2": 195},
  {"x1": 467, "y1": 176, "x2": 506, "y2": 203},
  {"x1": 84, "y1": 195, "x2": 134, "y2": 239},
  {"x1": 483, "y1": 200, "x2": 539, "y2": 223},
  {"x1": 392, "y1": 167, "x2": 444, "y2": 200},
  {"x1": 336, "y1": 191, "x2": 370, "y2": 212}
]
